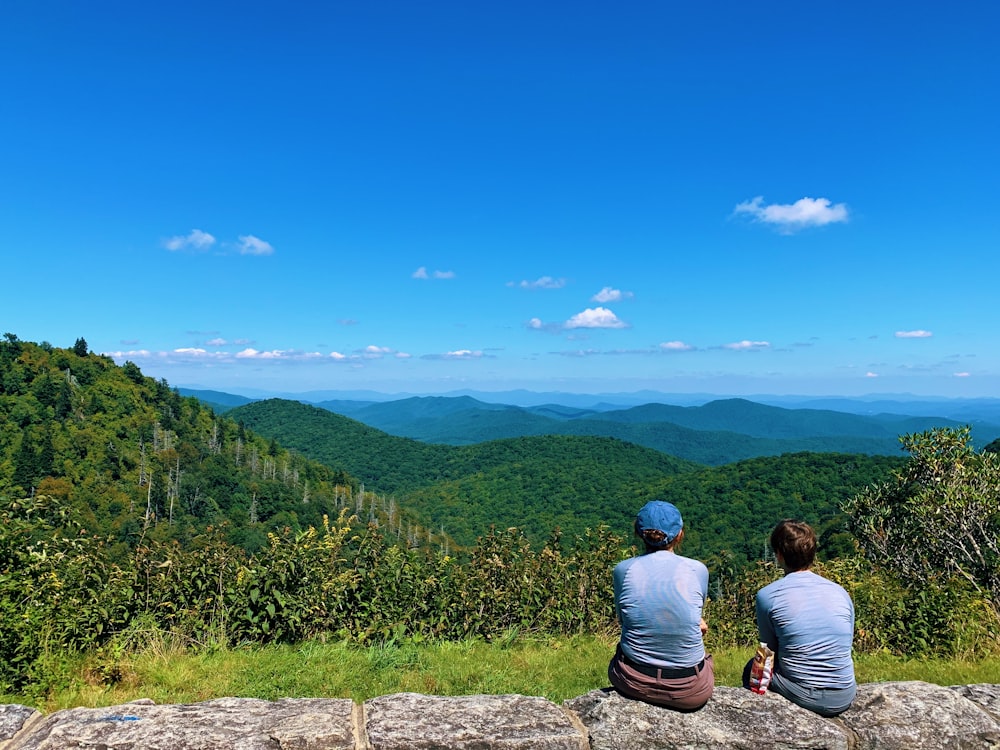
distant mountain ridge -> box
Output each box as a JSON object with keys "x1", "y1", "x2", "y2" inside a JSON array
[
  {"x1": 181, "y1": 386, "x2": 1000, "y2": 419},
  {"x1": 184, "y1": 389, "x2": 1000, "y2": 466}
]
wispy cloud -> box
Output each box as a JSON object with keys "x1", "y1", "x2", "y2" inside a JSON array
[
  {"x1": 895, "y1": 330, "x2": 933, "y2": 338},
  {"x1": 510, "y1": 276, "x2": 567, "y2": 290},
  {"x1": 733, "y1": 196, "x2": 849, "y2": 233},
  {"x1": 422, "y1": 349, "x2": 487, "y2": 360},
  {"x1": 236, "y1": 348, "x2": 285, "y2": 359},
  {"x1": 591, "y1": 286, "x2": 633, "y2": 304},
  {"x1": 526, "y1": 317, "x2": 563, "y2": 334},
  {"x1": 723, "y1": 340, "x2": 771, "y2": 351},
  {"x1": 954, "y1": 372, "x2": 971, "y2": 378},
  {"x1": 413, "y1": 267, "x2": 455, "y2": 279},
  {"x1": 163, "y1": 229, "x2": 216, "y2": 252},
  {"x1": 565, "y1": 307, "x2": 628, "y2": 329},
  {"x1": 360, "y1": 345, "x2": 394, "y2": 359},
  {"x1": 237, "y1": 235, "x2": 274, "y2": 256},
  {"x1": 163, "y1": 230, "x2": 273, "y2": 255},
  {"x1": 659, "y1": 341, "x2": 695, "y2": 352},
  {"x1": 866, "y1": 371, "x2": 879, "y2": 378}
]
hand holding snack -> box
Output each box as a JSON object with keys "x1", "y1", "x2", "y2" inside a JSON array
[{"x1": 749, "y1": 642, "x2": 775, "y2": 694}]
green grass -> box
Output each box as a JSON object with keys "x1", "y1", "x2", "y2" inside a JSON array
[{"x1": 4, "y1": 636, "x2": 1000, "y2": 713}]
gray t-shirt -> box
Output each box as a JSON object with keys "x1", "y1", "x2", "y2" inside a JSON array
[
  {"x1": 755, "y1": 570, "x2": 856, "y2": 689},
  {"x1": 613, "y1": 550, "x2": 708, "y2": 669}
]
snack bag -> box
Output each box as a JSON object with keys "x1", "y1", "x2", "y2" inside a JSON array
[{"x1": 748, "y1": 642, "x2": 775, "y2": 694}]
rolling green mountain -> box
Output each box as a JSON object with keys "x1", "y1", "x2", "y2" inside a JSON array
[
  {"x1": 177, "y1": 388, "x2": 257, "y2": 410},
  {"x1": 227, "y1": 398, "x2": 455, "y2": 494},
  {"x1": 228, "y1": 397, "x2": 699, "y2": 501},
  {"x1": 314, "y1": 397, "x2": 907, "y2": 464},
  {"x1": 227, "y1": 398, "x2": 904, "y2": 557},
  {"x1": 311, "y1": 394, "x2": 999, "y2": 463}
]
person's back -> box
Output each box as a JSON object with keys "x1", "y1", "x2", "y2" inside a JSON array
[
  {"x1": 614, "y1": 550, "x2": 707, "y2": 669},
  {"x1": 746, "y1": 519, "x2": 856, "y2": 717},
  {"x1": 755, "y1": 570, "x2": 854, "y2": 688}
]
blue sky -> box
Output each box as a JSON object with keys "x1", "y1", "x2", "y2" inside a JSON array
[{"x1": 3, "y1": 1, "x2": 998, "y2": 398}]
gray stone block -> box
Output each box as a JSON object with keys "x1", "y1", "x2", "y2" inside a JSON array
[
  {"x1": 363, "y1": 692, "x2": 587, "y2": 749},
  {"x1": 565, "y1": 686, "x2": 849, "y2": 750},
  {"x1": 839, "y1": 681, "x2": 1000, "y2": 749},
  {"x1": 6, "y1": 697, "x2": 356, "y2": 750}
]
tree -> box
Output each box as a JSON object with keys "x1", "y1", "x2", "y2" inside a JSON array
[
  {"x1": 72, "y1": 337, "x2": 89, "y2": 357},
  {"x1": 844, "y1": 427, "x2": 1000, "y2": 607}
]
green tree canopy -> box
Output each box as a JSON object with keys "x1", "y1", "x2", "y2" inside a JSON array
[{"x1": 844, "y1": 426, "x2": 1000, "y2": 608}]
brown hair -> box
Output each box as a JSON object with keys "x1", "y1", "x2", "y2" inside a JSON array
[
  {"x1": 770, "y1": 519, "x2": 816, "y2": 571},
  {"x1": 636, "y1": 525, "x2": 683, "y2": 553}
]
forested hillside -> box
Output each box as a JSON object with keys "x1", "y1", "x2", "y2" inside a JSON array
[
  {"x1": 643, "y1": 452, "x2": 906, "y2": 565},
  {"x1": 228, "y1": 399, "x2": 699, "y2": 546},
  {"x1": 0, "y1": 335, "x2": 370, "y2": 553},
  {"x1": 228, "y1": 398, "x2": 904, "y2": 555}
]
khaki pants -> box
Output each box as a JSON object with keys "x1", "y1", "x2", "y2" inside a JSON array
[{"x1": 608, "y1": 652, "x2": 714, "y2": 712}]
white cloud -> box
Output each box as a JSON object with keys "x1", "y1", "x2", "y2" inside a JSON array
[
  {"x1": 733, "y1": 196, "x2": 849, "y2": 233},
  {"x1": 237, "y1": 235, "x2": 274, "y2": 256},
  {"x1": 360, "y1": 345, "x2": 394, "y2": 359},
  {"x1": 659, "y1": 341, "x2": 694, "y2": 352},
  {"x1": 513, "y1": 276, "x2": 566, "y2": 290},
  {"x1": 444, "y1": 349, "x2": 483, "y2": 359},
  {"x1": 866, "y1": 371, "x2": 879, "y2": 378},
  {"x1": 565, "y1": 307, "x2": 628, "y2": 329},
  {"x1": 413, "y1": 267, "x2": 455, "y2": 279},
  {"x1": 164, "y1": 229, "x2": 216, "y2": 252},
  {"x1": 895, "y1": 330, "x2": 933, "y2": 338},
  {"x1": 528, "y1": 318, "x2": 544, "y2": 329},
  {"x1": 723, "y1": 340, "x2": 771, "y2": 351},
  {"x1": 591, "y1": 286, "x2": 633, "y2": 304},
  {"x1": 329, "y1": 351, "x2": 349, "y2": 360},
  {"x1": 954, "y1": 372, "x2": 971, "y2": 378},
  {"x1": 206, "y1": 337, "x2": 227, "y2": 346},
  {"x1": 236, "y1": 348, "x2": 285, "y2": 358}
]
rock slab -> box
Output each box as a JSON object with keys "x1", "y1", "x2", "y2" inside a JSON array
[
  {"x1": 5, "y1": 682, "x2": 1000, "y2": 750},
  {"x1": 566, "y1": 686, "x2": 849, "y2": 750},
  {"x1": 364, "y1": 692, "x2": 586, "y2": 750},
  {"x1": 3, "y1": 697, "x2": 356, "y2": 750}
]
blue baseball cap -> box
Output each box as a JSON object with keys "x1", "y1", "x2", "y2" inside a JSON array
[{"x1": 635, "y1": 501, "x2": 683, "y2": 544}]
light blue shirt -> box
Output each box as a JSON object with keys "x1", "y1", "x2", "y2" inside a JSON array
[
  {"x1": 755, "y1": 570, "x2": 856, "y2": 689},
  {"x1": 613, "y1": 550, "x2": 708, "y2": 669}
]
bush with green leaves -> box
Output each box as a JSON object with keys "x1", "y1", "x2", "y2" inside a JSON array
[
  {"x1": 0, "y1": 495, "x2": 134, "y2": 692},
  {"x1": 844, "y1": 426, "x2": 1000, "y2": 610}
]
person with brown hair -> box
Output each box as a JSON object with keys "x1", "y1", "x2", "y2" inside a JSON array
[
  {"x1": 744, "y1": 519, "x2": 856, "y2": 716},
  {"x1": 608, "y1": 500, "x2": 713, "y2": 711}
]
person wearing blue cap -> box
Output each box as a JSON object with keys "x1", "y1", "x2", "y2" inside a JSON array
[{"x1": 608, "y1": 500, "x2": 713, "y2": 711}]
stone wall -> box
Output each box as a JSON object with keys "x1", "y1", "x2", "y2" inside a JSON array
[{"x1": 3, "y1": 681, "x2": 1000, "y2": 749}]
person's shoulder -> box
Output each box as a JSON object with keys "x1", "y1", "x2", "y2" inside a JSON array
[
  {"x1": 613, "y1": 555, "x2": 641, "y2": 574},
  {"x1": 757, "y1": 576, "x2": 783, "y2": 596},
  {"x1": 816, "y1": 572, "x2": 852, "y2": 596},
  {"x1": 676, "y1": 554, "x2": 709, "y2": 574}
]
